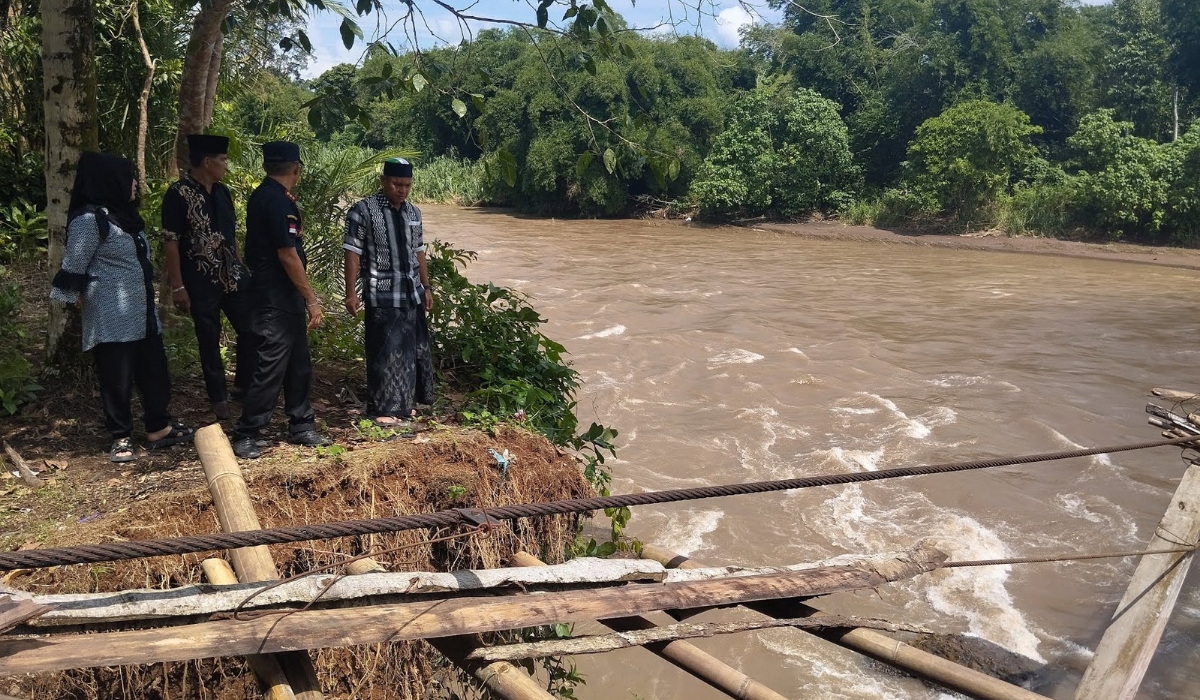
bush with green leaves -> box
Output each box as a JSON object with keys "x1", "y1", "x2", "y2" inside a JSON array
[
  {"x1": 906, "y1": 100, "x2": 1043, "y2": 221},
  {"x1": 1164, "y1": 122, "x2": 1200, "y2": 244},
  {"x1": 0, "y1": 268, "x2": 40, "y2": 415},
  {"x1": 1064, "y1": 109, "x2": 1180, "y2": 240},
  {"x1": 426, "y1": 241, "x2": 581, "y2": 444},
  {"x1": 690, "y1": 86, "x2": 860, "y2": 219}
]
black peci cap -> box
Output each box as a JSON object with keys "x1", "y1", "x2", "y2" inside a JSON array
[
  {"x1": 262, "y1": 140, "x2": 303, "y2": 164},
  {"x1": 187, "y1": 134, "x2": 229, "y2": 156},
  {"x1": 382, "y1": 157, "x2": 413, "y2": 178}
]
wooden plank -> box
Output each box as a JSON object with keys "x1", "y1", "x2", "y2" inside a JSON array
[
  {"x1": 22, "y1": 558, "x2": 668, "y2": 626},
  {"x1": 1074, "y1": 463, "x2": 1200, "y2": 700},
  {"x1": 0, "y1": 547, "x2": 945, "y2": 675},
  {"x1": 0, "y1": 596, "x2": 54, "y2": 633}
]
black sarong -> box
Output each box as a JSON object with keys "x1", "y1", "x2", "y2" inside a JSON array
[{"x1": 365, "y1": 305, "x2": 434, "y2": 417}]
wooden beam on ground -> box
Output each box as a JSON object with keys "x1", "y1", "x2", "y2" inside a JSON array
[
  {"x1": 639, "y1": 543, "x2": 1050, "y2": 700},
  {"x1": 1074, "y1": 463, "x2": 1200, "y2": 700},
  {"x1": 512, "y1": 551, "x2": 791, "y2": 700},
  {"x1": 0, "y1": 544, "x2": 945, "y2": 674},
  {"x1": 197, "y1": 425, "x2": 325, "y2": 700}
]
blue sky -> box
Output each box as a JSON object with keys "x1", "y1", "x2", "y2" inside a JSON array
[
  {"x1": 303, "y1": 0, "x2": 1112, "y2": 78},
  {"x1": 302, "y1": 0, "x2": 781, "y2": 77}
]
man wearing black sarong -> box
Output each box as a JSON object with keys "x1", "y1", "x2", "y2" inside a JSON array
[{"x1": 343, "y1": 158, "x2": 435, "y2": 426}]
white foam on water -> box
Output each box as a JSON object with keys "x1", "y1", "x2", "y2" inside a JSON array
[
  {"x1": 811, "y1": 485, "x2": 1046, "y2": 663},
  {"x1": 1055, "y1": 493, "x2": 1139, "y2": 541},
  {"x1": 819, "y1": 446, "x2": 888, "y2": 472},
  {"x1": 923, "y1": 517, "x2": 1046, "y2": 662},
  {"x1": 708, "y1": 349, "x2": 766, "y2": 367},
  {"x1": 833, "y1": 406, "x2": 880, "y2": 415},
  {"x1": 784, "y1": 347, "x2": 809, "y2": 358},
  {"x1": 759, "y1": 629, "x2": 930, "y2": 698},
  {"x1": 656, "y1": 509, "x2": 724, "y2": 556},
  {"x1": 1046, "y1": 427, "x2": 1114, "y2": 468},
  {"x1": 575, "y1": 324, "x2": 626, "y2": 340}
]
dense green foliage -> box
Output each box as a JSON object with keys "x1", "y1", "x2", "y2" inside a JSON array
[{"x1": 691, "y1": 85, "x2": 859, "y2": 218}]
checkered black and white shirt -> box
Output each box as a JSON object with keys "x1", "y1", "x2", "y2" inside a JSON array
[{"x1": 343, "y1": 194, "x2": 425, "y2": 308}]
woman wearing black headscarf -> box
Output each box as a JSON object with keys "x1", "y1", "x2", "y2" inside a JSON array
[{"x1": 50, "y1": 152, "x2": 194, "y2": 463}]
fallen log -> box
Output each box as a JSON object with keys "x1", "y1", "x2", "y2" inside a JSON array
[
  {"x1": 464, "y1": 614, "x2": 931, "y2": 662},
  {"x1": 17, "y1": 558, "x2": 668, "y2": 626},
  {"x1": 1151, "y1": 388, "x2": 1200, "y2": 401},
  {"x1": 0, "y1": 543, "x2": 945, "y2": 674},
  {"x1": 13, "y1": 547, "x2": 934, "y2": 627}
]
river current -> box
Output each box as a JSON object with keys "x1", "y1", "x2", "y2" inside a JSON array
[{"x1": 431, "y1": 205, "x2": 1200, "y2": 700}]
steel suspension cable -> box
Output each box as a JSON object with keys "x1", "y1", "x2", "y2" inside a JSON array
[{"x1": 0, "y1": 435, "x2": 1194, "y2": 571}]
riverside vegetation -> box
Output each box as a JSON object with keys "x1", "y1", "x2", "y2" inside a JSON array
[{"x1": 0, "y1": 0, "x2": 1196, "y2": 476}]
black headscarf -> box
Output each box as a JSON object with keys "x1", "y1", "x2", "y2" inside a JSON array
[{"x1": 68, "y1": 152, "x2": 145, "y2": 235}]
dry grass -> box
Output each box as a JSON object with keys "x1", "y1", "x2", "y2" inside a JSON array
[{"x1": 5, "y1": 427, "x2": 592, "y2": 700}]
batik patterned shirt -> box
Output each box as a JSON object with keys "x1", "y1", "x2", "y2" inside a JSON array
[{"x1": 161, "y1": 174, "x2": 247, "y2": 294}]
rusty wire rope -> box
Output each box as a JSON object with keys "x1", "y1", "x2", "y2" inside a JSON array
[{"x1": 1, "y1": 435, "x2": 1195, "y2": 572}]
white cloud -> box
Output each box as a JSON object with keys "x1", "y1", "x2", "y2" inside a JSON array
[{"x1": 714, "y1": 5, "x2": 756, "y2": 48}]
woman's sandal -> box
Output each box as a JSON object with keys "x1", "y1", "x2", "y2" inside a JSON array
[
  {"x1": 110, "y1": 437, "x2": 135, "y2": 464},
  {"x1": 146, "y1": 421, "x2": 196, "y2": 450}
]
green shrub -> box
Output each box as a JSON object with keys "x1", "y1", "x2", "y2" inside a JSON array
[
  {"x1": 0, "y1": 267, "x2": 40, "y2": 414},
  {"x1": 1164, "y1": 121, "x2": 1200, "y2": 245},
  {"x1": 872, "y1": 188, "x2": 938, "y2": 228},
  {"x1": 411, "y1": 156, "x2": 488, "y2": 206},
  {"x1": 691, "y1": 86, "x2": 859, "y2": 219},
  {"x1": 425, "y1": 241, "x2": 581, "y2": 444},
  {"x1": 0, "y1": 199, "x2": 47, "y2": 264},
  {"x1": 906, "y1": 101, "x2": 1042, "y2": 221},
  {"x1": 1004, "y1": 175, "x2": 1078, "y2": 237},
  {"x1": 1065, "y1": 110, "x2": 1179, "y2": 240}
]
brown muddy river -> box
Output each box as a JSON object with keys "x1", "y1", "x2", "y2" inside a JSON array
[{"x1": 429, "y1": 205, "x2": 1200, "y2": 699}]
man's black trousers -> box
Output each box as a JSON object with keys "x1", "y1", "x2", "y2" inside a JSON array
[
  {"x1": 235, "y1": 307, "x2": 315, "y2": 439},
  {"x1": 189, "y1": 288, "x2": 257, "y2": 404}
]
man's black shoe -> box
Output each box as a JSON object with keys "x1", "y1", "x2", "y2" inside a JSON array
[
  {"x1": 232, "y1": 437, "x2": 262, "y2": 459},
  {"x1": 288, "y1": 430, "x2": 331, "y2": 447}
]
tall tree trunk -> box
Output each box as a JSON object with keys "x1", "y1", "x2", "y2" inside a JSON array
[
  {"x1": 131, "y1": 0, "x2": 155, "y2": 187},
  {"x1": 173, "y1": 0, "x2": 234, "y2": 174},
  {"x1": 201, "y1": 31, "x2": 223, "y2": 128},
  {"x1": 1174, "y1": 84, "x2": 1181, "y2": 141},
  {"x1": 42, "y1": 0, "x2": 96, "y2": 362}
]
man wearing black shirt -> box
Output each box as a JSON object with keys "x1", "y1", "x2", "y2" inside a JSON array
[
  {"x1": 232, "y1": 141, "x2": 330, "y2": 459},
  {"x1": 162, "y1": 134, "x2": 255, "y2": 420}
]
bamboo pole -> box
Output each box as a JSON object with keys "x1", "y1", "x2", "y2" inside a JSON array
[
  {"x1": 1074, "y1": 463, "x2": 1200, "y2": 700},
  {"x1": 196, "y1": 424, "x2": 326, "y2": 700},
  {"x1": 200, "y1": 558, "x2": 297, "y2": 700},
  {"x1": 346, "y1": 557, "x2": 555, "y2": 700},
  {"x1": 638, "y1": 543, "x2": 1049, "y2": 700},
  {"x1": 511, "y1": 551, "x2": 790, "y2": 700}
]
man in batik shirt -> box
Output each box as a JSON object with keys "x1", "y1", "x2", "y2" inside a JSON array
[{"x1": 162, "y1": 134, "x2": 256, "y2": 420}]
